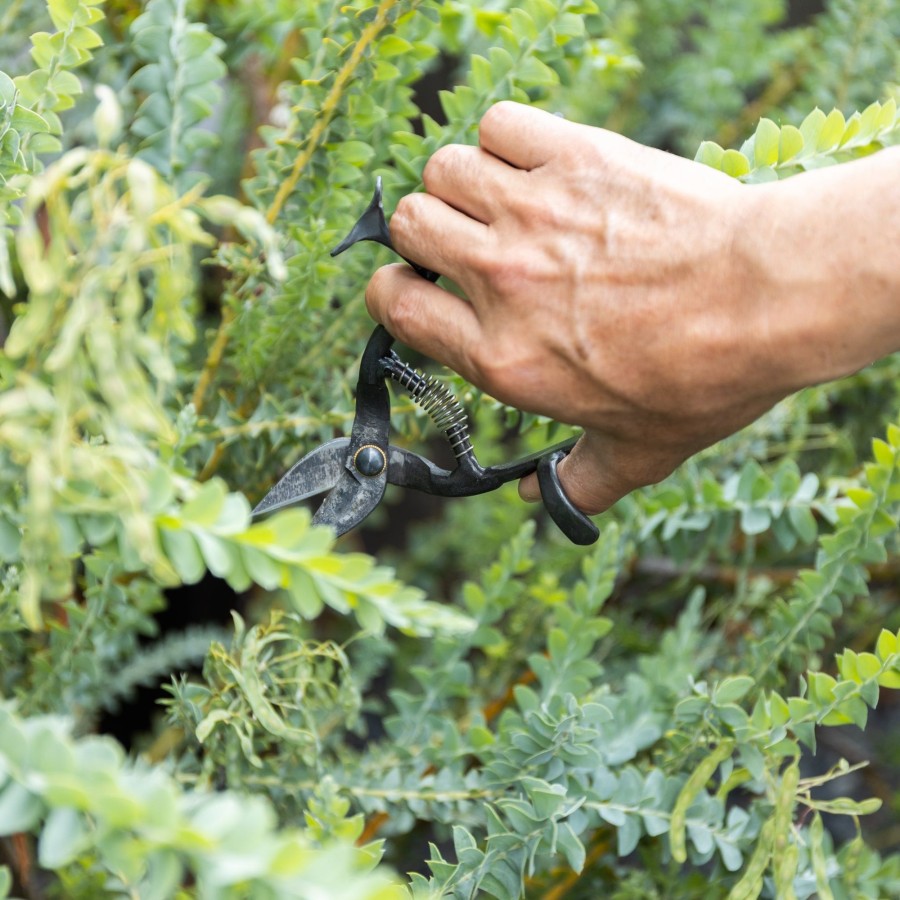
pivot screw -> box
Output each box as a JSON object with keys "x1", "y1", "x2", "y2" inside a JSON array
[{"x1": 353, "y1": 444, "x2": 386, "y2": 477}]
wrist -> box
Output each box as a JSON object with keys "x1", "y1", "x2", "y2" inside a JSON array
[{"x1": 739, "y1": 147, "x2": 900, "y2": 392}]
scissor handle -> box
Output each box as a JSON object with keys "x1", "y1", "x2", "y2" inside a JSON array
[{"x1": 537, "y1": 449, "x2": 600, "y2": 545}]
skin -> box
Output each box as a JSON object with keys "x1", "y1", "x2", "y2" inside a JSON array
[{"x1": 365, "y1": 101, "x2": 900, "y2": 515}]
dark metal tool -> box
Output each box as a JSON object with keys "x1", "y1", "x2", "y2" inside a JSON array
[{"x1": 252, "y1": 179, "x2": 599, "y2": 545}]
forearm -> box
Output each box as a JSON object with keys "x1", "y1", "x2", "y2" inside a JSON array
[{"x1": 745, "y1": 145, "x2": 900, "y2": 392}]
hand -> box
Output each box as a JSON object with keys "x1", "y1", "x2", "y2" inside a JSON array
[{"x1": 365, "y1": 101, "x2": 900, "y2": 514}]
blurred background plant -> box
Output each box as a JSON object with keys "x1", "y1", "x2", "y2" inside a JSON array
[{"x1": 2, "y1": 0, "x2": 900, "y2": 897}]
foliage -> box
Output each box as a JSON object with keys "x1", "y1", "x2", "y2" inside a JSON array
[
  {"x1": 696, "y1": 98, "x2": 900, "y2": 183},
  {"x1": 2, "y1": 0, "x2": 900, "y2": 898},
  {"x1": 0, "y1": 702, "x2": 399, "y2": 899}
]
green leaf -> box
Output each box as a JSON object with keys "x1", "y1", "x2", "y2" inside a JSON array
[
  {"x1": 336, "y1": 140, "x2": 376, "y2": 167},
  {"x1": 0, "y1": 517, "x2": 21, "y2": 561},
  {"x1": 0, "y1": 71, "x2": 15, "y2": 105},
  {"x1": 240, "y1": 545, "x2": 284, "y2": 591},
  {"x1": 373, "y1": 60, "x2": 401, "y2": 82},
  {"x1": 694, "y1": 140, "x2": 725, "y2": 168},
  {"x1": 752, "y1": 118, "x2": 779, "y2": 167},
  {"x1": 714, "y1": 676, "x2": 755, "y2": 705},
  {"x1": 556, "y1": 821, "x2": 585, "y2": 872},
  {"x1": 721, "y1": 149, "x2": 750, "y2": 178},
  {"x1": 378, "y1": 35, "x2": 414, "y2": 57},
  {"x1": 740, "y1": 506, "x2": 771, "y2": 535},
  {"x1": 160, "y1": 528, "x2": 206, "y2": 584},
  {"x1": 10, "y1": 106, "x2": 51, "y2": 135},
  {"x1": 876, "y1": 97, "x2": 897, "y2": 131},
  {"x1": 38, "y1": 806, "x2": 91, "y2": 868},
  {"x1": 778, "y1": 125, "x2": 803, "y2": 163},
  {"x1": 180, "y1": 480, "x2": 227, "y2": 526},
  {"x1": 194, "y1": 532, "x2": 234, "y2": 580},
  {"x1": 517, "y1": 55, "x2": 558, "y2": 87},
  {"x1": 817, "y1": 109, "x2": 845, "y2": 151},
  {"x1": 855, "y1": 652, "x2": 881, "y2": 681},
  {"x1": 799, "y1": 108, "x2": 826, "y2": 154},
  {"x1": 876, "y1": 629, "x2": 898, "y2": 662},
  {"x1": 787, "y1": 505, "x2": 817, "y2": 544},
  {"x1": 0, "y1": 781, "x2": 43, "y2": 833}
]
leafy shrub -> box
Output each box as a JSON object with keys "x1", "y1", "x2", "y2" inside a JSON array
[{"x1": 2, "y1": 1, "x2": 900, "y2": 897}]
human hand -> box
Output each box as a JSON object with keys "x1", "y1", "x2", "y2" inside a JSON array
[{"x1": 365, "y1": 102, "x2": 898, "y2": 514}]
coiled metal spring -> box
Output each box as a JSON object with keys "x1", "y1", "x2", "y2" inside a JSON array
[{"x1": 382, "y1": 351, "x2": 473, "y2": 459}]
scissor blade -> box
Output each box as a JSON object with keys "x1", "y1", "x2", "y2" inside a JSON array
[
  {"x1": 252, "y1": 438, "x2": 350, "y2": 518},
  {"x1": 312, "y1": 464, "x2": 387, "y2": 536}
]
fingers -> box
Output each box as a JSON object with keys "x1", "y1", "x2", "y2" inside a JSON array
[
  {"x1": 422, "y1": 144, "x2": 519, "y2": 224},
  {"x1": 390, "y1": 192, "x2": 491, "y2": 288},
  {"x1": 519, "y1": 432, "x2": 681, "y2": 516},
  {"x1": 478, "y1": 101, "x2": 572, "y2": 171},
  {"x1": 518, "y1": 434, "x2": 626, "y2": 516},
  {"x1": 366, "y1": 264, "x2": 482, "y2": 380}
]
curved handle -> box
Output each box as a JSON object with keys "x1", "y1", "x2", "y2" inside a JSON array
[{"x1": 537, "y1": 449, "x2": 600, "y2": 545}]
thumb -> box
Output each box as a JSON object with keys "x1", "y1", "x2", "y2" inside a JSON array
[{"x1": 518, "y1": 432, "x2": 638, "y2": 516}]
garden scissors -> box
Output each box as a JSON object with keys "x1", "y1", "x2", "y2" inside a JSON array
[{"x1": 252, "y1": 179, "x2": 599, "y2": 545}]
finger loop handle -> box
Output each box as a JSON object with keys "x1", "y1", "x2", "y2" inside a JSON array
[{"x1": 537, "y1": 449, "x2": 600, "y2": 545}]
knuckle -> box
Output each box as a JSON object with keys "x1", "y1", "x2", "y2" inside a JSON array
[
  {"x1": 391, "y1": 193, "x2": 416, "y2": 228},
  {"x1": 422, "y1": 145, "x2": 459, "y2": 188},
  {"x1": 364, "y1": 266, "x2": 392, "y2": 321},
  {"x1": 379, "y1": 280, "x2": 422, "y2": 344},
  {"x1": 480, "y1": 101, "x2": 514, "y2": 139},
  {"x1": 390, "y1": 194, "x2": 423, "y2": 247},
  {"x1": 468, "y1": 342, "x2": 521, "y2": 401}
]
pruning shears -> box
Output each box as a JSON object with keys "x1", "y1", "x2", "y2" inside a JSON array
[{"x1": 252, "y1": 179, "x2": 599, "y2": 545}]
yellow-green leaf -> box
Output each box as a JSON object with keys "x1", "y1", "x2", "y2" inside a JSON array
[
  {"x1": 753, "y1": 118, "x2": 779, "y2": 167},
  {"x1": 817, "y1": 109, "x2": 845, "y2": 151},
  {"x1": 876, "y1": 629, "x2": 898, "y2": 662},
  {"x1": 721, "y1": 149, "x2": 750, "y2": 178},
  {"x1": 778, "y1": 125, "x2": 803, "y2": 163},
  {"x1": 695, "y1": 140, "x2": 725, "y2": 169}
]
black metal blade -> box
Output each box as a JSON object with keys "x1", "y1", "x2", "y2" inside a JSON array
[
  {"x1": 330, "y1": 178, "x2": 440, "y2": 282},
  {"x1": 312, "y1": 465, "x2": 387, "y2": 536},
  {"x1": 251, "y1": 439, "x2": 350, "y2": 518},
  {"x1": 330, "y1": 177, "x2": 392, "y2": 256}
]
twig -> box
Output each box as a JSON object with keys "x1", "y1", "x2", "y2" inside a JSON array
[
  {"x1": 191, "y1": 305, "x2": 236, "y2": 415},
  {"x1": 356, "y1": 811, "x2": 389, "y2": 847}
]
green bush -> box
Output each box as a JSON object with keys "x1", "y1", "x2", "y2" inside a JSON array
[{"x1": 2, "y1": 1, "x2": 900, "y2": 897}]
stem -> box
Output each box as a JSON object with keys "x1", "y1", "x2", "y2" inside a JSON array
[{"x1": 191, "y1": 305, "x2": 235, "y2": 415}]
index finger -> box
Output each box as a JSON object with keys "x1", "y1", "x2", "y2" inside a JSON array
[
  {"x1": 366, "y1": 264, "x2": 483, "y2": 382},
  {"x1": 478, "y1": 101, "x2": 571, "y2": 171}
]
